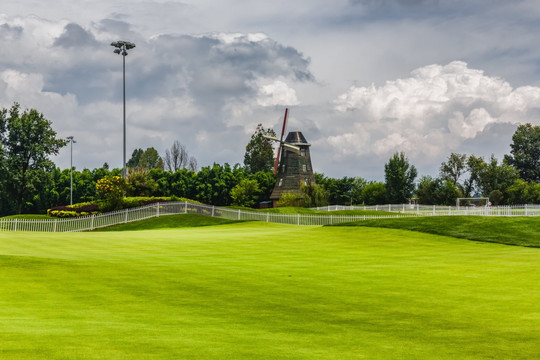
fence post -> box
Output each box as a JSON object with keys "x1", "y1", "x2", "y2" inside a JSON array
[
  {"x1": 330, "y1": 215, "x2": 333, "y2": 225},
  {"x1": 433, "y1": 205, "x2": 435, "y2": 216},
  {"x1": 266, "y1": 213, "x2": 269, "y2": 222},
  {"x1": 124, "y1": 209, "x2": 128, "y2": 223},
  {"x1": 238, "y1": 209, "x2": 241, "y2": 220},
  {"x1": 416, "y1": 203, "x2": 419, "y2": 215},
  {"x1": 14, "y1": 218, "x2": 17, "y2": 232},
  {"x1": 525, "y1": 204, "x2": 528, "y2": 216},
  {"x1": 212, "y1": 205, "x2": 215, "y2": 217},
  {"x1": 297, "y1": 214, "x2": 300, "y2": 225},
  {"x1": 156, "y1": 202, "x2": 160, "y2": 217},
  {"x1": 91, "y1": 215, "x2": 95, "y2": 231}
]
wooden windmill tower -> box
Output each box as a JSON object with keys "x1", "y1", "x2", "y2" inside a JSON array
[{"x1": 266, "y1": 109, "x2": 316, "y2": 207}]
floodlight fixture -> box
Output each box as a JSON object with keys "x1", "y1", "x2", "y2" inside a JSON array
[{"x1": 110, "y1": 40, "x2": 136, "y2": 179}]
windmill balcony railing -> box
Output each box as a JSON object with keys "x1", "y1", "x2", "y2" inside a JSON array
[{"x1": 1, "y1": 201, "x2": 539, "y2": 233}]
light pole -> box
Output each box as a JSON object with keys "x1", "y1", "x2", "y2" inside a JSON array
[
  {"x1": 110, "y1": 40, "x2": 136, "y2": 179},
  {"x1": 66, "y1": 136, "x2": 76, "y2": 205}
]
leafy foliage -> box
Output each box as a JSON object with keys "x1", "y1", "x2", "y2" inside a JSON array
[
  {"x1": 0, "y1": 103, "x2": 66, "y2": 214},
  {"x1": 384, "y1": 152, "x2": 417, "y2": 204},
  {"x1": 505, "y1": 123, "x2": 540, "y2": 182},
  {"x1": 96, "y1": 175, "x2": 126, "y2": 211},
  {"x1": 244, "y1": 124, "x2": 276, "y2": 174},
  {"x1": 277, "y1": 192, "x2": 301, "y2": 207},
  {"x1": 230, "y1": 178, "x2": 260, "y2": 207},
  {"x1": 416, "y1": 176, "x2": 463, "y2": 205}
]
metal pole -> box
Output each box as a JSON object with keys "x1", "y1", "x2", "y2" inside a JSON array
[
  {"x1": 70, "y1": 140, "x2": 73, "y2": 205},
  {"x1": 123, "y1": 52, "x2": 126, "y2": 179}
]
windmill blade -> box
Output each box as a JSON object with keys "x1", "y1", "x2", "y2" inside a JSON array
[
  {"x1": 263, "y1": 135, "x2": 280, "y2": 142},
  {"x1": 283, "y1": 143, "x2": 300, "y2": 152},
  {"x1": 274, "y1": 108, "x2": 289, "y2": 174}
]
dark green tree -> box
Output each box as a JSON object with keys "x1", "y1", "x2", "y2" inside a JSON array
[
  {"x1": 137, "y1": 147, "x2": 163, "y2": 171},
  {"x1": 244, "y1": 124, "x2": 276, "y2": 174},
  {"x1": 384, "y1": 152, "x2": 417, "y2": 204},
  {"x1": 127, "y1": 148, "x2": 143, "y2": 168},
  {"x1": 361, "y1": 181, "x2": 387, "y2": 205},
  {"x1": 0, "y1": 104, "x2": 66, "y2": 214},
  {"x1": 439, "y1": 153, "x2": 468, "y2": 186},
  {"x1": 416, "y1": 176, "x2": 462, "y2": 205},
  {"x1": 504, "y1": 123, "x2": 540, "y2": 182}
]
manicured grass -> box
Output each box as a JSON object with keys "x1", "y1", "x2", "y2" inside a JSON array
[
  {"x1": 1, "y1": 224, "x2": 539, "y2": 359},
  {"x1": 1, "y1": 214, "x2": 51, "y2": 220},
  {"x1": 247, "y1": 206, "x2": 400, "y2": 216},
  {"x1": 94, "y1": 213, "x2": 244, "y2": 231},
  {"x1": 330, "y1": 215, "x2": 540, "y2": 247}
]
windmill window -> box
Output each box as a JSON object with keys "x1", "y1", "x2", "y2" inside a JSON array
[
  {"x1": 301, "y1": 148, "x2": 306, "y2": 157},
  {"x1": 302, "y1": 164, "x2": 307, "y2": 172},
  {"x1": 279, "y1": 179, "x2": 283, "y2": 187}
]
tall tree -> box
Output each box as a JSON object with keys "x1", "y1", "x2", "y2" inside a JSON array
[
  {"x1": 384, "y1": 152, "x2": 417, "y2": 204},
  {"x1": 137, "y1": 147, "x2": 163, "y2": 171},
  {"x1": 504, "y1": 123, "x2": 540, "y2": 182},
  {"x1": 244, "y1": 124, "x2": 276, "y2": 174},
  {"x1": 127, "y1": 148, "x2": 143, "y2": 168},
  {"x1": 0, "y1": 104, "x2": 66, "y2": 214},
  {"x1": 164, "y1": 140, "x2": 198, "y2": 172},
  {"x1": 440, "y1": 153, "x2": 468, "y2": 185}
]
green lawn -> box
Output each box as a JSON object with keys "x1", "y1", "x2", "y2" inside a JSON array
[
  {"x1": 0, "y1": 223, "x2": 539, "y2": 359},
  {"x1": 330, "y1": 215, "x2": 540, "y2": 247},
  {"x1": 94, "y1": 213, "x2": 244, "y2": 231}
]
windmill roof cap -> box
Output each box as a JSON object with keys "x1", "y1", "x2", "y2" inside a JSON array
[{"x1": 285, "y1": 131, "x2": 310, "y2": 145}]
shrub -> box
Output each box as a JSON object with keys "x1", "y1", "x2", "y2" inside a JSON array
[
  {"x1": 47, "y1": 203, "x2": 101, "y2": 218},
  {"x1": 96, "y1": 176, "x2": 126, "y2": 211},
  {"x1": 277, "y1": 192, "x2": 301, "y2": 207}
]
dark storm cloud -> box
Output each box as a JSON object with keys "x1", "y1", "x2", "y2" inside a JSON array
[
  {"x1": 126, "y1": 33, "x2": 314, "y2": 106},
  {"x1": 53, "y1": 23, "x2": 99, "y2": 48}
]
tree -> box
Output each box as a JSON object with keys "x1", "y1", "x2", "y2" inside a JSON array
[
  {"x1": 301, "y1": 183, "x2": 329, "y2": 207},
  {"x1": 244, "y1": 124, "x2": 276, "y2": 174},
  {"x1": 0, "y1": 104, "x2": 66, "y2": 214},
  {"x1": 127, "y1": 148, "x2": 143, "y2": 168},
  {"x1": 440, "y1": 153, "x2": 467, "y2": 185},
  {"x1": 137, "y1": 147, "x2": 163, "y2": 171},
  {"x1": 164, "y1": 140, "x2": 198, "y2": 172},
  {"x1": 506, "y1": 179, "x2": 540, "y2": 204},
  {"x1": 384, "y1": 152, "x2": 417, "y2": 204},
  {"x1": 416, "y1": 176, "x2": 462, "y2": 205},
  {"x1": 505, "y1": 123, "x2": 540, "y2": 182},
  {"x1": 466, "y1": 155, "x2": 519, "y2": 203},
  {"x1": 361, "y1": 181, "x2": 386, "y2": 205},
  {"x1": 230, "y1": 178, "x2": 260, "y2": 207}
]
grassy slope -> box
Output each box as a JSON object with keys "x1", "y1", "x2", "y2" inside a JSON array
[
  {"x1": 94, "y1": 213, "x2": 243, "y2": 231},
  {"x1": 0, "y1": 224, "x2": 539, "y2": 359},
  {"x1": 330, "y1": 216, "x2": 540, "y2": 248}
]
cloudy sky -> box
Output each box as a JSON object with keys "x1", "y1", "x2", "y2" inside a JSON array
[{"x1": 2, "y1": 0, "x2": 540, "y2": 180}]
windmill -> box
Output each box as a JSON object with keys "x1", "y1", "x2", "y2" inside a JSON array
[
  {"x1": 266, "y1": 108, "x2": 316, "y2": 207},
  {"x1": 264, "y1": 108, "x2": 300, "y2": 174}
]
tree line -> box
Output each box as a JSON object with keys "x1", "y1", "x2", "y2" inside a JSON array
[{"x1": 1, "y1": 104, "x2": 539, "y2": 216}]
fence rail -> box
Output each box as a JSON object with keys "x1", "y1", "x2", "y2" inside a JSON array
[{"x1": 1, "y1": 201, "x2": 539, "y2": 233}]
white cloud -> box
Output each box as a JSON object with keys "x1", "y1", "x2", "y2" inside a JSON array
[
  {"x1": 257, "y1": 80, "x2": 299, "y2": 107},
  {"x1": 332, "y1": 61, "x2": 540, "y2": 164}
]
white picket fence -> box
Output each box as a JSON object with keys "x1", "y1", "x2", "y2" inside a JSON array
[
  {"x1": 1, "y1": 201, "x2": 539, "y2": 233},
  {"x1": 315, "y1": 204, "x2": 540, "y2": 217}
]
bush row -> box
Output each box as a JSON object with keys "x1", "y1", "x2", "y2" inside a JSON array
[{"x1": 47, "y1": 196, "x2": 198, "y2": 218}]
